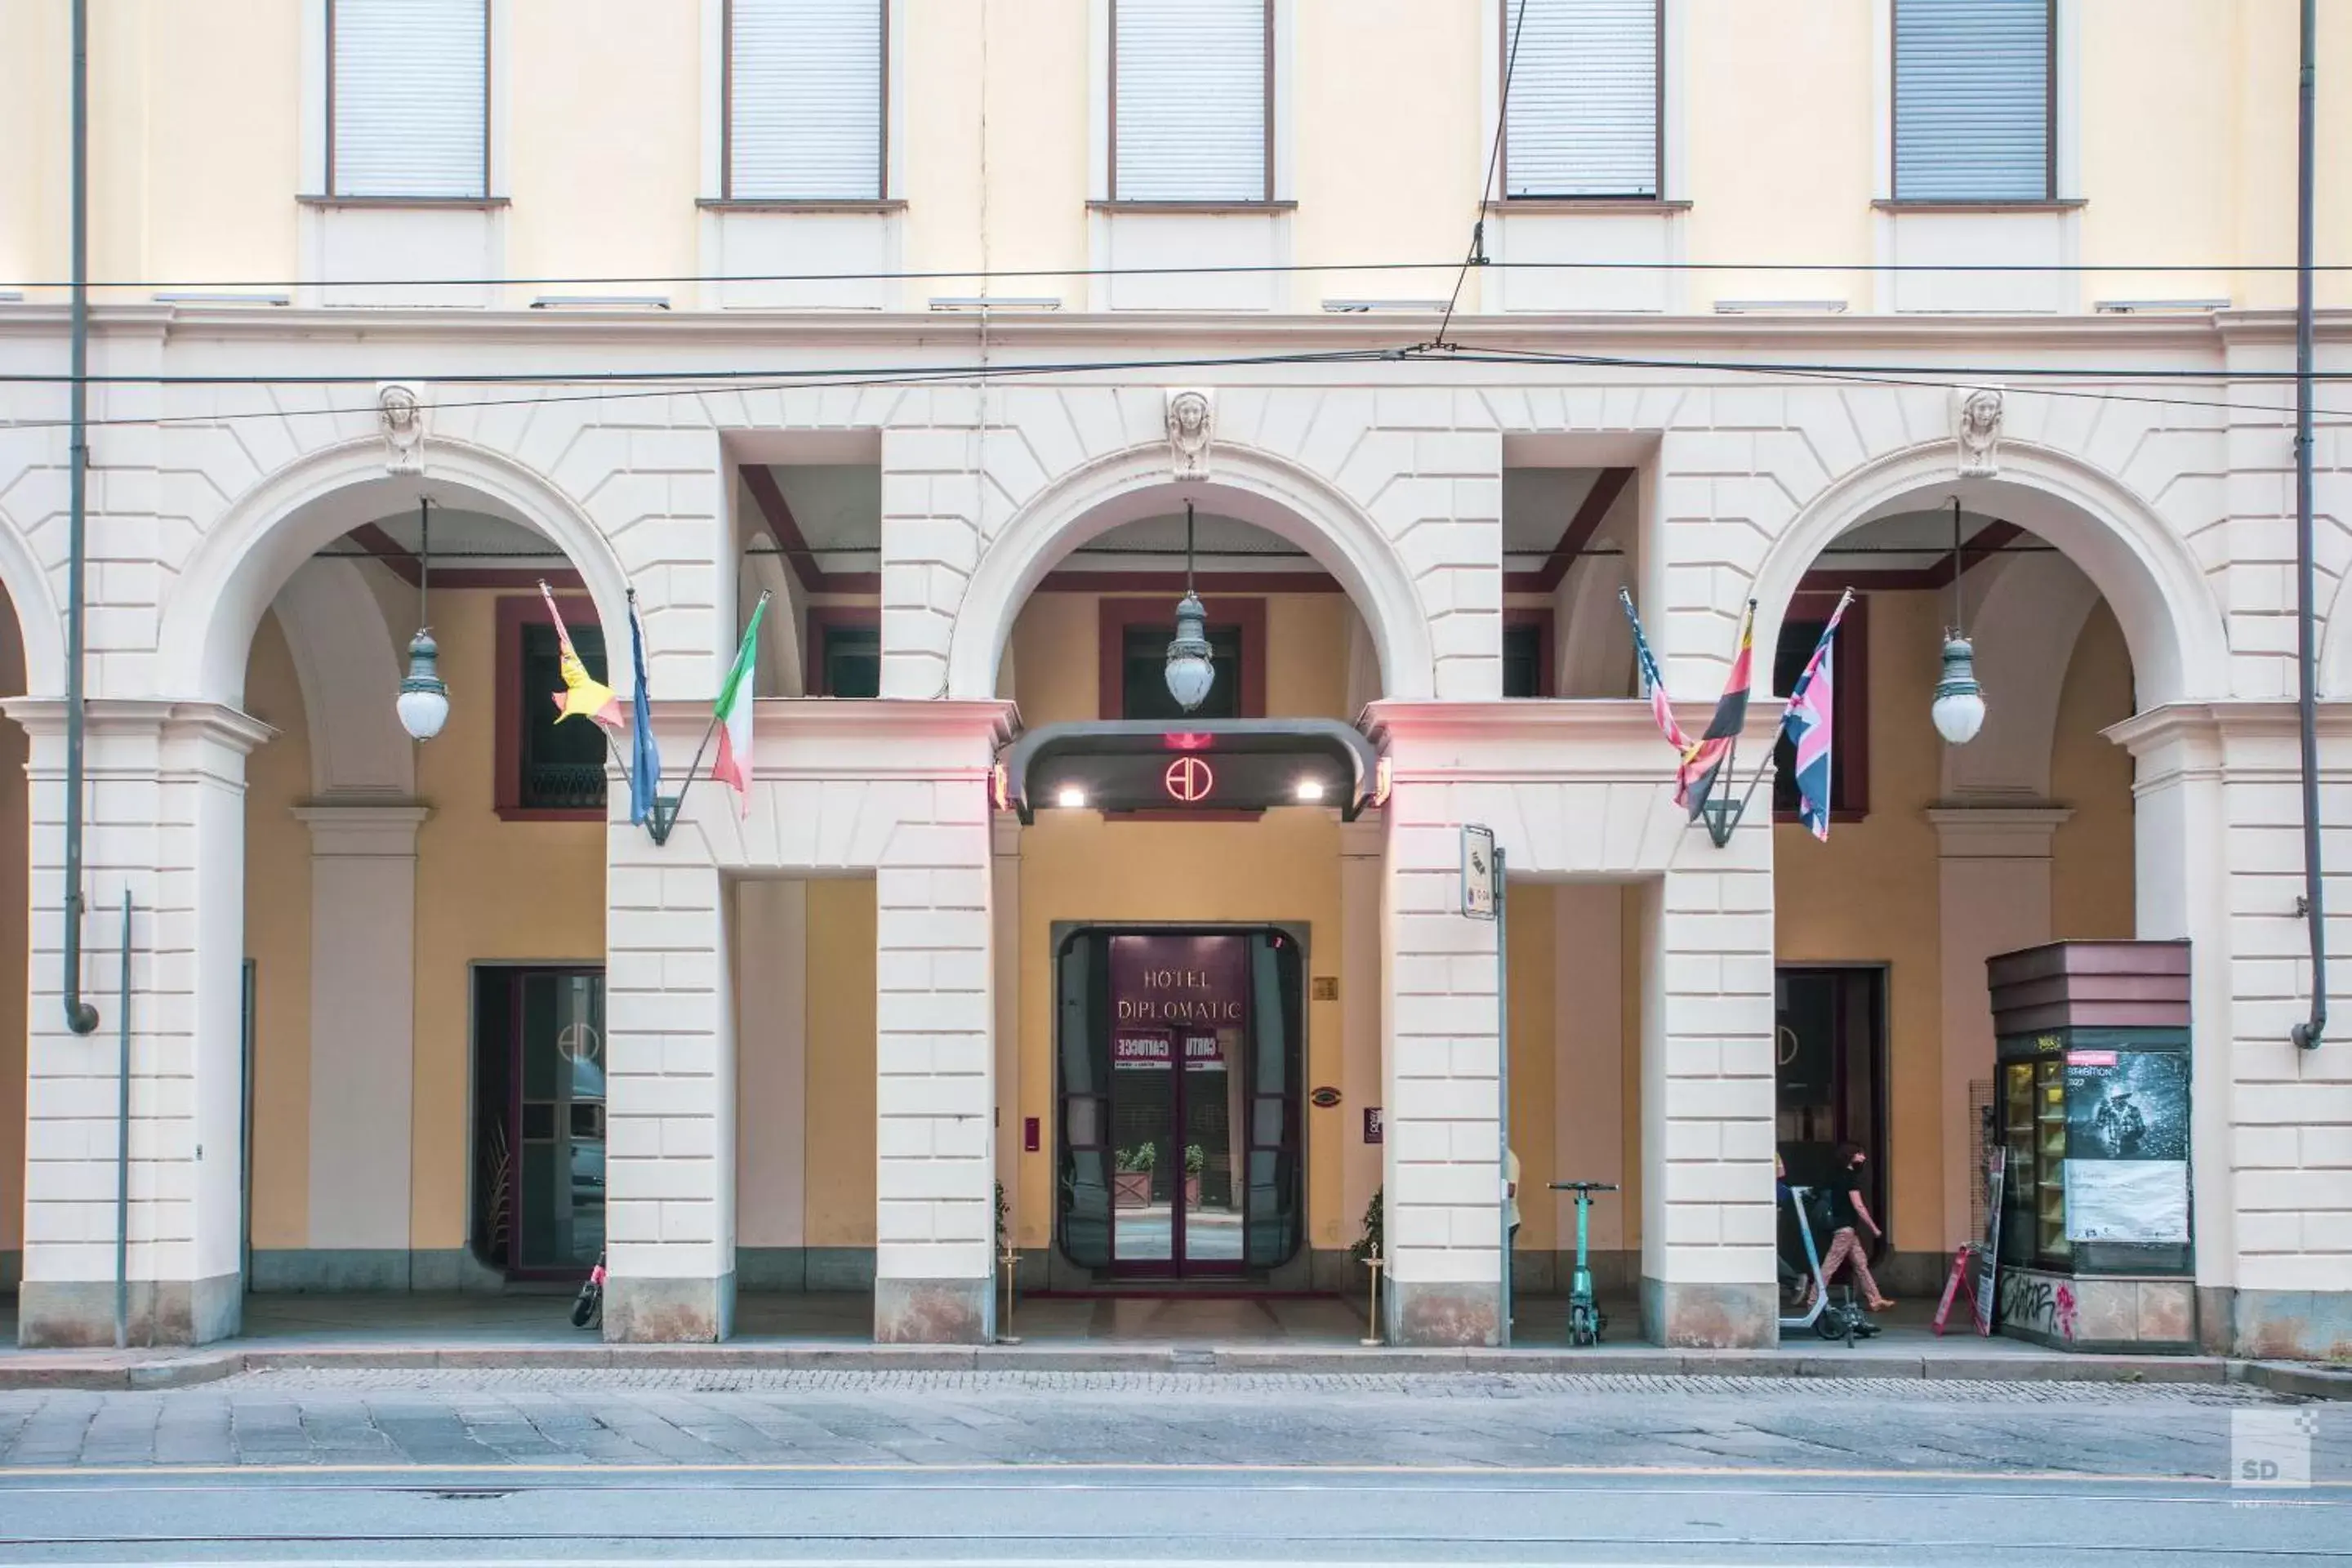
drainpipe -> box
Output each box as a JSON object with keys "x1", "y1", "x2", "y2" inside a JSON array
[
  {"x1": 2292, "y1": 0, "x2": 2325, "y2": 1050},
  {"x1": 63, "y1": 0, "x2": 98, "y2": 1035}
]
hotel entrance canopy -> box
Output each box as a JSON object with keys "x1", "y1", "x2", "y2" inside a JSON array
[{"x1": 998, "y1": 719, "x2": 1383, "y2": 824}]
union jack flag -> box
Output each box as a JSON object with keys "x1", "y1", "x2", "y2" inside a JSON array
[{"x1": 1780, "y1": 590, "x2": 1853, "y2": 840}]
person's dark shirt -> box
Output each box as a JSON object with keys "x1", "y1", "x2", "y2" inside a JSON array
[{"x1": 1829, "y1": 1174, "x2": 1864, "y2": 1232}]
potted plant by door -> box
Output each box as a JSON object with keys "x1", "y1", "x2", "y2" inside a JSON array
[
  {"x1": 1183, "y1": 1143, "x2": 1207, "y2": 1209},
  {"x1": 1113, "y1": 1143, "x2": 1156, "y2": 1209}
]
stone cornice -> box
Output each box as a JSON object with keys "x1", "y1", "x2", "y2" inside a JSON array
[
  {"x1": 1367, "y1": 697, "x2": 1784, "y2": 759},
  {"x1": 1926, "y1": 804, "x2": 2074, "y2": 858},
  {"x1": 7, "y1": 301, "x2": 2346, "y2": 361},
  {"x1": 291, "y1": 801, "x2": 433, "y2": 855},
  {"x1": 0, "y1": 697, "x2": 278, "y2": 753},
  {"x1": 2105, "y1": 699, "x2": 2352, "y2": 755}
]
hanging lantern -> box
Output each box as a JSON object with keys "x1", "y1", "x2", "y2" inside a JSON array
[
  {"x1": 1931, "y1": 496, "x2": 1987, "y2": 747},
  {"x1": 394, "y1": 497, "x2": 450, "y2": 742},
  {"x1": 1163, "y1": 501, "x2": 1216, "y2": 712}
]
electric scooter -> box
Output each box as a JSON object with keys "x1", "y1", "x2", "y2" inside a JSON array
[
  {"x1": 1548, "y1": 1181, "x2": 1618, "y2": 1346},
  {"x1": 1780, "y1": 1186, "x2": 1879, "y2": 1345}
]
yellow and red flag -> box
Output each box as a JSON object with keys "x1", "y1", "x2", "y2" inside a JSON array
[{"x1": 539, "y1": 581, "x2": 621, "y2": 731}]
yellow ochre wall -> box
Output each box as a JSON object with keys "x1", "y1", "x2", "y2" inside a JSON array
[
  {"x1": 240, "y1": 586, "x2": 608, "y2": 1259},
  {"x1": 242, "y1": 612, "x2": 315, "y2": 1250},
  {"x1": 1004, "y1": 591, "x2": 1359, "y2": 1254},
  {"x1": 802, "y1": 880, "x2": 879, "y2": 1249},
  {"x1": 1773, "y1": 589, "x2": 2137, "y2": 1250}
]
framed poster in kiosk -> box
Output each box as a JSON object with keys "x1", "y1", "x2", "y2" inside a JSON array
[{"x1": 1987, "y1": 941, "x2": 2195, "y2": 1353}]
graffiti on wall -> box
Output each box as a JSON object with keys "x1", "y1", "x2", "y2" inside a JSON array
[{"x1": 1999, "y1": 1271, "x2": 2078, "y2": 1343}]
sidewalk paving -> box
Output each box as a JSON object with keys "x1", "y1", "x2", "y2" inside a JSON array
[{"x1": 2, "y1": 1290, "x2": 2346, "y2": 1398}]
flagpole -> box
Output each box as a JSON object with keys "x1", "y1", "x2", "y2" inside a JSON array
[
  {"x1": 653, "y1": 589, "x2": 771, "y2": 842},
  {"x1": 653, "y1": 711, "x2": 725, "y2": 843},
  {"x1": 1714, "y1": 587, "x2": 1855, "y2": 844}
]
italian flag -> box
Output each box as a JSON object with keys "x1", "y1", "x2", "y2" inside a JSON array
[{"x1": 710, "y1": 598, "x2": 767, "y2": 815}]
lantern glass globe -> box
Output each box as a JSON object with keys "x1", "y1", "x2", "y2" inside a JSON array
[
  {"x1": 1930, "y1": 634, "x2": 1986, "y2": 746},
  {"x1": 396, "y1": 629, "x2": 451, "y2": 742}
]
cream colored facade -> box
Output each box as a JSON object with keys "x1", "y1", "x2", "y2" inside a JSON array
[{"x1": 0, "y1": 2, "x2": 2347, "y2": 1357}]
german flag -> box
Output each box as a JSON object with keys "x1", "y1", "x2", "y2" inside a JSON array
[{"x1": 1676, "y1": 601, "x2": 1755, "y2": 821}]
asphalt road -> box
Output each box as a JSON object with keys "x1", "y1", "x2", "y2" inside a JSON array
[{"x1": 0, "y1": 1369, "x2": 2341, "y2": 1566}]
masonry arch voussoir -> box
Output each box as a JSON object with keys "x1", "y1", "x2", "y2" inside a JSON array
[
  {"x1": 944, "y1": 441, "x2": 1438, "y2": 702},
  {"x1": 1752, "y1": 439, "x2": 2228, "y2": 709},
  {"x1": 162, "y1": 437, "x2": 636, "y2": 707}
]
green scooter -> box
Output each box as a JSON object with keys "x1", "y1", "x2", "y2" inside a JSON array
[{"x1": 1548, "y1": 1181, "x2": 1619, "y2": 1346}]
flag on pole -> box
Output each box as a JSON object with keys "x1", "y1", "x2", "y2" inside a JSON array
[
  {"x1": 710, "y1": 596, "x2": 768, "y2": 817},
  {"x1": 626, "y1": 591, "x2": 660, "y2": 826},
  {"x1": 1677, "y1": 600, "x2": 1756, "y2": 821},
  {"x1": 539, "y1": 581, "x2": 621, "y2": 731},
  {"x1": 1780, "y1": 590, "x2": 1851, "y2": 841},
  {"x1": 1620, "y1": 588, "x2": 1693, "y2": 757}
]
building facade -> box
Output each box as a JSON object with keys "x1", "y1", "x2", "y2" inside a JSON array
[{"x1": 0, "y1": 0, "x2": 2347, "y2": 1356}]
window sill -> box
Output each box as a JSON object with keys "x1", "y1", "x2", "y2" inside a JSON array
[
  {"x1": 495, "y1": 806, "x2": 606, "y2": 824},
  {"x1": 1486, "y1": 198, "x2": 1690, "y2": 213},
  {"x1": 1874, "y1": 198, "x2": 2083, "y2": 214},
  {"x1": 300, "y1": 194, "x2": 510, "y2": 210},
  {"x1": 1089, "y1": 200, "x2": 1297, "y2": 215},
  {"x1": 700, "y1": 198, "x2": 905, "y2": 214},
  {"x1": 1774, "y1": 808, "x2": 1869, "y2": 826}
]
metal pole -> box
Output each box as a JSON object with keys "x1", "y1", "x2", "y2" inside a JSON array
[
  {"x1": 1495, "y1": 846, "x2": 1511, "y2": 1349},
  {"x1": 113, "y1": 890, "x2": 129, "y2": 1348},
  {"x1": 2292, "y1": 0, "x2": 2326, "y2": 1050},
  {"x1": 62, "y1": 0, "x2": 98, "y2": 1035}
]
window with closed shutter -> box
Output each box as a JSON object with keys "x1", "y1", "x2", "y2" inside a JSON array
[
  {"x1": 1112, "y1": 0, "x2": 1270, "y2": 203},
  {"x1": 328, "y1": 0, "x2": 489, "y2": 198},
  {"x1": 1893, "y1": 0, "x2": 2052, "y2": 202},
  {"x1": 727, "y1": 0, "x2": 886, "y2": 201},
  {"x1": 1502, "y1": 0, "x2": 1660, "y2": 199}
]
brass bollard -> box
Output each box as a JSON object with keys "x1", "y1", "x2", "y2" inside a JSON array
[
  {"x1": 998, "y1": 1237, "x2": 1022, "y2": 1346},
  {"x1": 1360, "y1": 1248, "x2": 1385, "y2": 1347}
]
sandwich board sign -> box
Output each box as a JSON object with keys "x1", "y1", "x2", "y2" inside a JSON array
[{"x1": 1462, "y1": 825, "x2": 1497, "y2": 920}]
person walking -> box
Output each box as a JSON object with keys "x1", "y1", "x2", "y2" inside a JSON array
[{"x1": 1800, "y1": 1143, "x2": 1894, "y2": 1314}]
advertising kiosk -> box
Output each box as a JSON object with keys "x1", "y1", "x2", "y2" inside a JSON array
[{"x1": 1987, "y1": 941, "x2": 2196, "y2": 1352}]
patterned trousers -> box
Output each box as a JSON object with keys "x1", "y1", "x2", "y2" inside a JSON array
[{"x1": 1818, "y1": 1227, "x2": 1884, "y2": 1303}]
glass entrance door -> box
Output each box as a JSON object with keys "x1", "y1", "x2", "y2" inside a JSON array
[
  {"x1": 1058, "y1": 927, "x2": 1301, "y2": 1277},
  {"x1": 1774, "y1": 966, "x2": 1887, "y2": 1234},
  {"x1": 470, "y1": 965, "x2": 607, "y2": 1280}
]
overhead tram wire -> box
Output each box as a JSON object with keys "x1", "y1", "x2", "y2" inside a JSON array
[{"x1": 1431, "y1": 0, "x2": 1531, "y2": 350}]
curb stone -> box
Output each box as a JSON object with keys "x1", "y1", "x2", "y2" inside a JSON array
[{"x1": 0, "y1": 1343, "x2": 2341, "y2": 1395}]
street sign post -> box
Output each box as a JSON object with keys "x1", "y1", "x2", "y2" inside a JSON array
[
  {"x1": 1462, "y1": 825, "x2": 1497, "y2": 919},
  {"x1": 1460, "y1": 824, "x2": 1508, "y2": 1347}
]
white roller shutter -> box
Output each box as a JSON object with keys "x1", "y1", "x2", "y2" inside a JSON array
[
  {"x1": 1503, "y1": 0, "x2": 1659, "y2": 199},
  {"x1": 330, "y1": 0, "x2": 488, "y2": 198},
  {"x1": 1894, "y1": 0, "x2": 2051, "y2": 202},
  {"x1": 1114, "y1": 0, "x2": 1267, "y2": 203},
  {"x1": 728, "y1": 0, "x2": 885, "y2": 201}
]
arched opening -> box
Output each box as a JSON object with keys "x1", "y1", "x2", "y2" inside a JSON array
[
  {"x1": 969, "y1": 473, "x2": 1405, "y2": 1305},
  {"x1": 195, "y1": 464, "x2": 621, "y2": 1332},
  {"x1": 1756, "y1": 457, "x2": 2216, "y2": 1343}
]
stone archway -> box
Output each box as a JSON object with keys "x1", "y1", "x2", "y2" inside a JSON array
[
  {"x1": 159, "y1": 437, "x2": 635, "y2": 708},
  {"x1": 943, "y1": 442, "x2": 1440, "y2": 702},
  {"x1": 1752, "y1": 439, "x2": 2228, "y2": 709}
]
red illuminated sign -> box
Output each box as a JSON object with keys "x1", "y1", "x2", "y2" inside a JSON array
[{"x1": 1163, "y1": 755, "x2": 1214, "y2": 804}]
